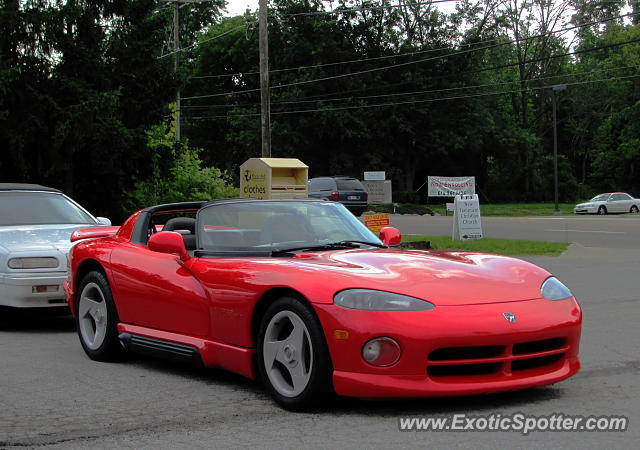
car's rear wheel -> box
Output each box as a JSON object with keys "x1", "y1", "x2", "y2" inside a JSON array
[
  {"x1": 598, "y1": 206, "x2": 607, "y2": 215},
  {"x1": 257, "y1": 297, "x2": 333, "y2": 411},
  {"x1": 630, "y1": 205, "x2": 639, "y2": 213},
  {"x1": 76, "y1": 271, "x2": 122, "y2": 361}
]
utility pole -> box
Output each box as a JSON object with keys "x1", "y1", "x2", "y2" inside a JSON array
[
  {"x1": 259, "y1": 0, "x2": 271, "y2": 157},
  {"x1": 173, "y1": 1, "x2": 181, "y2": 142},
  {"x1": 552, "y1": 84, "x2": 566, "y2": 214},
  {"x1": 166, "y1": 0, "x2": 201, "y2": 142}
]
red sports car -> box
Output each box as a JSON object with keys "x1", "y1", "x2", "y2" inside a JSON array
[{"x1": 64, "y1": 199, "x2": 581, "y2": 410}]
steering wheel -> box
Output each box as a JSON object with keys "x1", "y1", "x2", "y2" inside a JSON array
[{"x1": 317, "y1": 229, "x2": 349, "y2": 242}]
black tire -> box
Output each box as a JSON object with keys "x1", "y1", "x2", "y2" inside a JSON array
[
  {"x1": 630, "y1": 205, "x2": 639, "y2": 213},
  {"x1": 597, "y1": 206, "x2": 607, "y2": 215},
  {"x1": 0, "y1": 306, "x2": 16, "y2": 330},
  {"x1": 257, "y1": 297, "x2": 333, "y2": 411},
  {"x1": 75, "y1": 270, "x2": 122, "y2": 361}
]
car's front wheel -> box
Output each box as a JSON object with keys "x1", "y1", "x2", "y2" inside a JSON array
[
  {"x1": 257, "y1": 297, "x2": 333, "y2": 411},
  {"x1": 598, "y1": 206, "x2": 607, "y2": 215},
  {"x1": 630, "y1": 205, "x2": 639, "y2": 213},
  {"x1": 76, "y1": 270, "x2": 122, "y2": 361}
]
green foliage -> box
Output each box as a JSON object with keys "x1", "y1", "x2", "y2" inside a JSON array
[
  {"x1": 367, "y1": 203, "x2": 435, "y2": 215},
  {"x1": 3, "y1": 0, "x2": 640, "y2": 217},
  {"x1": 126, "y1": 113, "x2": 238, "y2": 212},
  {"x1": 393, "y1": 191, "x2": 421, "y2": 204}
]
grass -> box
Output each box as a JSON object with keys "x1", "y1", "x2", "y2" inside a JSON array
[
  {"x1": 402, "y1": 234, "x2": 569, "y2": 256},
  {"x1": 428, "y1": 202, "x2": 576, "y2": 217},
  {"x1": 367, "y1": 202, "x2": 577, "y2": 216}
]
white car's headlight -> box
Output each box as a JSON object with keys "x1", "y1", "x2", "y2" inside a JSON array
[
  {"x1": 541, "y1": 276, "x2": 573, "y2": 300},
  {"x1": 334, "y1": 289, "x2": 435, "y2": 311},
  {"x1": 8, "y1": 257, "x2": 59, "y2": 269}
]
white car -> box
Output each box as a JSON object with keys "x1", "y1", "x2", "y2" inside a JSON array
[
  {"x1": 574, "y1": 192, "x2": 640, "y2": 215},
  {"x1": 0, "y1": 184, "x2": 111, "y2": 309}
]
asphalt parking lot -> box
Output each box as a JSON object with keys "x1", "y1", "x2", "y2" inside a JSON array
[{"x1": 1, "y1": 215, "x2": 638, "y2": 449}]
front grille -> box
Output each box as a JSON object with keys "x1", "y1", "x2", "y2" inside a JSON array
[
  {"x1": 429, "y1": 346, "x2": 505, "y2": 361},
  {"x1": 427, "y1": 338, "x2": 569, "y2": 379},
  {"x1": 428, "y1": 362, "x2": 502, "y2": 377},
  {"x1": 512, "y1": 354, "x2": 564, "y2": 372},
  {"x1": 513, "y1": 338, "x2": 565, "y2": 355}
]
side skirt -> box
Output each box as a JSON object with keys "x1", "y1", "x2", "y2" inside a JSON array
[
  {"x1": 118, "y1": 332, "x2": 203, "y2": 366},
  {"x1": 116, "y1": 323, "x2": 257, "y2": 380}
]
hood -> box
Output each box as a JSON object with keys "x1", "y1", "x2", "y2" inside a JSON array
[
  {"x1": 0, "y1": 224, "x2": 91, "y2": 253},
  {"x1": 292, "y1": 249, "x2": 551, "y2": 306}
]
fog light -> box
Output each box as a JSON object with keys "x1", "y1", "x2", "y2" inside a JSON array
[
  {"x1": 32, "y1": 285, "x2": 59, "y2": 293},
  {"x1": 362, "y1": 337, "x2": 401, "y2": 367}
]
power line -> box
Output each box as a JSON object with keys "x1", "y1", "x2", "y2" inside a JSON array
[
  {"x1": 182, "y1": 73, "x2": 640, "y2": 121},
  {"x1": 158, "y1": 23, "x2": 250, "y2": 59},
  {"x1": 182, "y1": 35, "x2": 640, "y2": 100},
  {"x1": 189, "y1": 11, "x2": 638, "y2": 80},
  {"x1": 181, "y1": 64, "x2": 640, "y2": 110}
]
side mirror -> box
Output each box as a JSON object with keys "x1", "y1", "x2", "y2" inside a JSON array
[
  {"x1": 148, "y1": 231, "x2": 190, "y2": 261},
  {"x1": 379, "y1": 227, "x2": 402, "y2": 246},
  {"x1": 96, "y1": 217, "x2": 112, "y2": 226}
]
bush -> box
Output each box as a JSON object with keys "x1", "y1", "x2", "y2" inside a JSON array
[
  {"x1": 366, "y1": 203, "x2": 434, "y2": 215},
  {"x1": 125, "y1": 115, "x2": 238, "y2": 212},
  {"x1": 393, "y1": 191, "x2": 421, "y2": 204}
]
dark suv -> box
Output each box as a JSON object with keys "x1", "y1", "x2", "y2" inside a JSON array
[{"x1": 308, "y1": 176, "x2": 369, "y2": 216}]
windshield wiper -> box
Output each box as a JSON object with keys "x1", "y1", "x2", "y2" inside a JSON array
[
  {"x1": 271, "y1": 242, "x2": 362, "y2": 256},
  {"x1": 271, "y1": 240, "x2": 387, "y2": 256},
  {"x1": 336, "y1": 240, "x2": 387, "y2": 248}
]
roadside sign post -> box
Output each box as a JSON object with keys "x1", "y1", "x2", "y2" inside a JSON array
[{"x1": 452, "y1": 194, "x2": 483, "y2": 240}]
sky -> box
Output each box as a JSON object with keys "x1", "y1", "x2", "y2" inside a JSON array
[
  {"x1": 224, "y1": 0, "x2": 259, "y2": 16},
  {"x1": 222, "y1": 1, "x2": 459, "y2": 17}
]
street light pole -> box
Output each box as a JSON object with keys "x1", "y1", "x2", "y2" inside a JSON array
[{"x1": 552, "y1": 84, "x2": 566, "y2": 214}]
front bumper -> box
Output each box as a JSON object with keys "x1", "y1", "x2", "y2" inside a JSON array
[
  {"x1": 0, "y1": 271, "x2": 68, "y2": 308},
  {"x1": 574, "y1": 206, "x2": 596, "y2": 214},
  {"x1": 314, "y1": 297, "x2": 581, "y2": 398}
]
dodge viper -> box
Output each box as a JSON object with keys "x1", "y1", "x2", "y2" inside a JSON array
[{"x1": 65, "y1": 198, "x2": 581, "y2": 410}]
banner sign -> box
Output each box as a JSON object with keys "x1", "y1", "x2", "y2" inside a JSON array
[
  {"x1": 427, "y1": 176, "x2": 475, "y2": 197},
  {"x1": 452, "y1": 194, "x2": 483, "y2": 241},
  {"x1": 364, "y1": 213, "x2": 390, "y2": 234}
]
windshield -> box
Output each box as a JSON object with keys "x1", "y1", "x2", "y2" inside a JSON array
[
  {"x1": 0, "y1": 192, "x2": 95, "y2": 226},
  {"x1": 590, "y1": 194, "x2": 611, "y2": 202},
  {"x1": 196, "y1": 200, "x2": 382, "y2": 253}
]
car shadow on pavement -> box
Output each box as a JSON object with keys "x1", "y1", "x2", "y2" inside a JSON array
[
  {"x1": 0, "y1": 307, "x2": 75, "y2": 333},
  {"x1": 328, "y1": 386, "x2": 564, "y2": 415},
  {"x1": 116, "y1": 351, "x2": 564, "y2": 413}
]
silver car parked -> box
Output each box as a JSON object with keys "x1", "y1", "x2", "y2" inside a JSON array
[
  {"x1": 574, "y1": 192, "x2": 640, "y2": 215},
  {"x1": 0, "y1": 184, "x2": 110, "y2": 309}
]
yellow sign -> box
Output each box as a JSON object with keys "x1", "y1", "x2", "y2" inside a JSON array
[
  {"x1": 241, "y1": 168, "x2": 268, "y2": 199},
  {"x1": 364, "y1": 213, "x2": 390, "y2": 234}
]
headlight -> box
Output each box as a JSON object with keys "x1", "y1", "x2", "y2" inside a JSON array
[
  {"x1": 334, "y1": 289, "x2": 435, "y2": 311},
  {"x1": 8, "y1": 257, "x2": 59, "y2": 269},
  {"x1": 541, "y1": 276, "x2": 573, "y2": 300}
]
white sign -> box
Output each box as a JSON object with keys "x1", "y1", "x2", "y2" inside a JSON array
[
  {"x1": 446, "y1": 203, "x2": 454, "y2": 211},
  {"x1": 364, "y1": 171, "x2": 386, "y2": 181},
  {"x1": 428, "y1": 176, "x2": 475, "y2": 197},
  {"x1": 452, "y1": 194, "x2": 483, "y2": 240},
  {"x1": 362, "y1": 180, "x2": 392, "y2": 204}
]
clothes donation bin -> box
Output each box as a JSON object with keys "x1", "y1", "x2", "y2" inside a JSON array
[{"x1": 240, "y1": 158, "x2": 308, "y2": 199}]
